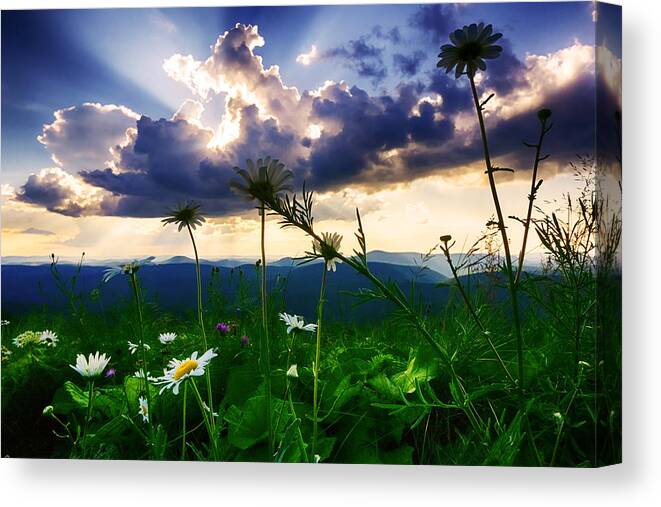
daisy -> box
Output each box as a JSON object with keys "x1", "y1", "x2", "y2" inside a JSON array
[
  {"x1": 437, "y1": 22, "x2": 503, "y2": 78},
  {"x1": 39, "y1": 330, "x2": 59, "y2": 347},
  {"x1": 158, "y1": 332, "x2": 177, "y2": 345},
  {"x1": 230, "y1": 157, "x2": 294, "y2": 207},
  {"x1": 102, "y1": 257, "x2": 155, "y2": 283},
  {"x1": 161, "y1": 201, "x2": 206, "y2": 232},
  {"x1": 128, "y1": 340, "x2": 151, "y2": 354},
  {"x1": 154, "y1": 348, "x2": 218, "y2": 395},
  {"x1": 134, "y1": 369, "x2": 158, "y2": 382},
  {"x1": 138, "y1": 396, "x2": 149, "y2": 423},
  {"x1": 312, "y1": 232, "x2": 343, "y2": 272},
  {"x1": 70, "y1": 352, "x2": 111, "y2": 378},
  {"x1": 279, "y1": 313, "x2": 317, "y2": 334}
]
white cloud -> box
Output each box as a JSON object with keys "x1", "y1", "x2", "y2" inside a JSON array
[
  {"x1": 296, "y1": 45, "x2": 318, "y2": 65},
  {"x1": 38, "y1": 103, "x2": 139, "y2": 171}
]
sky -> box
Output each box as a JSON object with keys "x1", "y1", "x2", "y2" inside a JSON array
[{"x1": 1, "y1": 2, "x2": 621, "y2": 260}]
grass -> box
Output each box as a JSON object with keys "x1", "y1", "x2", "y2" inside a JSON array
[{"x1": 0, "y1": 244, "x2": 621, "y2": 465}]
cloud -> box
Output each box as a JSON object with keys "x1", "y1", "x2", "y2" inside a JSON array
[
  {"x1": 322, "y1": 36, "x2": 387, "y2": 85},
  {"x1": 409, "y1": 4, "x2": 458, "y2": 43},
  {"x1": 296, "y1": 45, "x2": 318, "y2": 65},
  {"x1": 38, "y1": 103, "x2": 139, "y2": 171},
  {"x1": 371, "y1": 25, "x2": 402, "y2": 44},
  {"x1": 19, "y1": 227, "x2": 55, "y2": 235},
  {"x1": 16, "y1": 25, "x2": 610, "y2": 220},
  {"x1": 17, "y1": 167, "x2": 115, "y2": 217},
  {"x1": 393, "y1": 51, "x2": 426, "y2": 77}
]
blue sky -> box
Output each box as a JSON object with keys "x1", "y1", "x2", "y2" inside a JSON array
[{"x1": 1, "y1": 2, "x2": 620, "y2": 258}]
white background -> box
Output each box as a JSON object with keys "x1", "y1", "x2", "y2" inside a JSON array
[{"x1": 1, "y1": 0, "x2": 659, "y2": 505}]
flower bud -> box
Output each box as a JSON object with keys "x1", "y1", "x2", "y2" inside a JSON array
[
  {"x1": 42, "y1": 405, "x2": 54, "y2": 416},
  {"x1": 537, "y1": 108, "x2": 552, "y2": 122}
]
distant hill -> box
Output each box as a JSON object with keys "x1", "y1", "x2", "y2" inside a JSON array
[{"x1": 1, "y1": 251, "x2": 541, "y2": 321}]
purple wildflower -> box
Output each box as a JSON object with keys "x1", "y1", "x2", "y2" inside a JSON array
[
  {"x1": 216, "y1": 322, "x2": 230, "y2": 335},
  {"x1": 240, "y1": 335, "x2": 250, "y2": 347},
  {"x1": 105, "y1": 368, "x2": 116, "y2": 378}
]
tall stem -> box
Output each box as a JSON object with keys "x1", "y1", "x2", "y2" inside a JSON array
[
  {"x1": 515, "y1": 119, "x2": 549, "y2": 285},
  {"x1": 130, "y1": 273, "x2": 153, "y2": 429},
  {"x1": 181, "y1": 382, "x2": 188, "y2": 460},
  {"x1": 260, "y1": 204, "x2": 274, "y2": 459},
  {"x1": 468, "y1": 74, "x2": 525, "y2": 394},
  {"x1": 82, "y1": 379, "x2": 95, "y2": 457},
  {"x1": 186, "y1": 224, "x2": 214, "y2": 422},
  {"x1": 312, "y1": 262, "x2": 328, "y2": 457}
]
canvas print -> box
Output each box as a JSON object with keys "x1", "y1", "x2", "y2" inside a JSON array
[{"x1": 0, "y1": 2, "x2": 621, "y2": 466}]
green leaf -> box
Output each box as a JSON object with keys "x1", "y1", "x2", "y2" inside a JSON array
[{"x1": 52, "y1": 381, "x2": 89, "y2": 414}]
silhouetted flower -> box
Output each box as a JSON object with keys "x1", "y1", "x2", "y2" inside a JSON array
[
  {"x1": 230, "y1": 157, "x2": 294, "y2": 208},
  {"x1": 437, "y1": 23, "x2": 502, "y2": 78},
  {"x1": 161, "y1": 201, "x2": 206, "y2": 232}
]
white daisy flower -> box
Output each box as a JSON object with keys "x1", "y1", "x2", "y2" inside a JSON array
[
  {"x1": 39, "y1": 330, "x2": 59, "y2": 347},
  {"x1": 279, "y1": 313, "x2": 318, "y2": 334},
  {"x1": 134, "y1": 369, "x2": 158, "y2": 382},
  {"x1": 70, "y1": 351, "x2": 111, "y2": 378},
  {"x1": 128, "y1": 340, "x2": 151, "y2": 354},
  {"x1": 138, "y1": 396, "x2": 149, "y2": 423},
  {"x1": 1, "y1": 319, "x2": 10, "y2": 326},
  {"x1": 312, "y1": 232, "x2": 343, "y2": 272},
  {"x1": 158, "y1": 332, "x2": 177, "y2": 345},
  {"x1": 286, "y1": 364, "x2": 299, "y2": 378},
  {"x1": 155, "y1": 348, "x2": 217, "y2": 395}
]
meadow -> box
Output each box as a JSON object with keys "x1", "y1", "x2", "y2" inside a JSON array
[{"x1": 0, "y1": 22, "x2": 621, "y2": 466}]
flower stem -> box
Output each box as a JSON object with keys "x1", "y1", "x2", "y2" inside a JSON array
[
  {"x1": 181, "y1": 381, "x2": 188, "y2": 460},
  {"x1": 186, "y1": 224, "x2": 214, "y2": 425},
  {"x1": 129, "y1": 272, "x2": 153, "y2": 429},
  {"x1": 312, "y1": 262, "x2": 328, "y2": 458},
  {"x1": 190, "y1": 380, "x2": 218, "y2": 460},
  {"x1": 468, "y1": 74, "x2": 525, "y2": 395},
  {"x1": 82, "y1": 379, "x2": 95, "y2": 457},
  {"x1": 260, "y1": 204, "x2": 274, "y2": 459}
]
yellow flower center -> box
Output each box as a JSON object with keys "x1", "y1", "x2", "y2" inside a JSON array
[
  {"x1": 173, "y1": 359, "x2": 198, "y2": 380},
  {"x1": 140, "y1": 405, "x2": 148, "y2": 416}
]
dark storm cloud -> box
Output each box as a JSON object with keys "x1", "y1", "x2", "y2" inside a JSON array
[
  {"x1": 322, "y1": 36, "x2": 387, "y2": 84},
  {"x1": 409, "y1": 4, "x2": 458, "y2": 43},
  {"x1": 304, "y1": 83, "x2": 454, "y2": 188},
  {"x1": 18, "y1": 169, "x2": 85, "y2": 217},
  {"x1": 401, "y1": 73, "x2": 599, "y2": 174},
  {"x1": 482, "y1": 39, "x2": 526, "y2": 95},
  {"x1": 371, "y1": 25, "x2": 402, "y2": 44},
  {"x1": 393, "y1": 51, "x2": 426, "y2": 77},
  {"x1": 426, "y1": 71, "x2": 472, "y2": 113}
]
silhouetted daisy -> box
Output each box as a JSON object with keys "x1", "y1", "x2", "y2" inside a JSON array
[
  {"x1": 162, "y1": 201, "x2": 206, "y2": 232},
  {"x1": 437, "y1": 22, "x2": 502, "y2": 78},
  {"x1": 230, "y1": 157, "x2": 294, "y2": 208}
]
